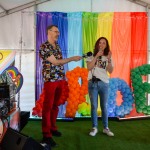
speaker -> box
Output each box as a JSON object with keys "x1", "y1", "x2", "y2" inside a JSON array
[
  {"x1": 20, "y1": 111, "x2": 30, "y2": 131},
  {"x1": 0, "y1": 128, "x2": 45, "y2": 150}
]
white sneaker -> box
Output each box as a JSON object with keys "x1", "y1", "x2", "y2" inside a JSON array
[
  {"x1": 89, "y1": 127, "x2": 98, "y2": 136},
  {"x1": 103, "y1": 128, "x2": 114, "y2": 136}
]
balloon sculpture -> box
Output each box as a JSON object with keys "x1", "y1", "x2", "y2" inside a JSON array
[
  {"x1": 131, "y1": 64, "x2": 150, "y2": 115},
  {"x1": 108, "y1": 78, "x2": 134, "y2": 117},
  {"x1": 78, "y1": 102, "x2": 91, "y2": 116},
  {"x1": 65, "y1": 67, "x2": 88, "y2": 118}
]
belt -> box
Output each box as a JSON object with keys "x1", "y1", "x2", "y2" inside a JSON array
[
  {"x1": 89, "y1": 78, "x2": 101, "y2": 82},
  {"x1": 95, "y1": 78, "x2": 101, "y2": 81}
]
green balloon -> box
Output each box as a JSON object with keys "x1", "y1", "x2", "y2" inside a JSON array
[
  {"x1": 139, "y1": 104, "x2": 145, "y2": 109},
  {"x1": 139, "y1": 66, "x2": 144, "y2": 71},
  {"x1": 138, "y1": 89, "x2": 144, "y2": 93},
  {"x1": 147, "y1": 110, "x2": 150, "y2": 115},
  {"x1": 147, "y1": 107, "x2": 150, "y2": 111},
  {"x1": 134, "y1": 92, "x2": 140, "y2": 97},
  {"x1": 132, "y1": 78, "x2": 138, "y2": 83},
  {"x1": 142, "y1": 108, "x2": 147, "y2": 114},
  {"x1": 133, "y1": 68, "x2": 140, "y2": 73},
  {"x1": 136, "y1": 107, "x2": 142, "y2": 113},
  {"x1": 135, "y1": 101, "x2": 140, "y2": 105}
]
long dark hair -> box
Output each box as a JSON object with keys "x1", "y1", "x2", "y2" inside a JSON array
[{"x1": 93, "y1": 37, "x2": 110, "y2": 56}]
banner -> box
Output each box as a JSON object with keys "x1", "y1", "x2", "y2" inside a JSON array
[{"x1": 0, "y1": 50, "x2": 16, "y2": 74}]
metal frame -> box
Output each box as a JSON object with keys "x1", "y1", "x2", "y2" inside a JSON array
[
  {"x1": 127, "y1": 0, "x2": 150, "y2": 8},
  {"x1": 0, "y1": 0, "x2": 51, "y2": 18}
]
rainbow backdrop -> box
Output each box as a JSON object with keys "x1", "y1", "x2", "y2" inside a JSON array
[{"x1": 36, "y1": 12, "x2": 148, "y2": 106}]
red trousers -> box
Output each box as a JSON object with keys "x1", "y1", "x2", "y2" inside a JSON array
[{"x1": 42, "y1": 80, "x2": 64, "y2": 137}]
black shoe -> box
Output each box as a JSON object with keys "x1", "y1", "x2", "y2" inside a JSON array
[
  {"x1": 52, "y1": 130, "x2": 62, "y2": 137},
  {"x1": 42, "y1": 137, "x2": 58, "y2": 147}
]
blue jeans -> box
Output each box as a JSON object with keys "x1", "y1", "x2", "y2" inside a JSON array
[{"x1": 88, "y1": 80, "x2": 109, "y2": 129}]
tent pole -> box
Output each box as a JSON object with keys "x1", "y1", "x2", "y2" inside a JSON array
[
  {"x1": 34, "y1": 5, "x2": 37, "y2": 104},
  {"x1": 17, "y1": 11, "x2": 24, "y2": 110}
]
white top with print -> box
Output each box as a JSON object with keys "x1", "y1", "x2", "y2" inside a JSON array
[{"x1": 86, "y1": 56, "x2": 114, "y2": 83}]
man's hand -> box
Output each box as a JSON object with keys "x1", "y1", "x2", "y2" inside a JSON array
[{"x1": 71, "y1": 56, "x2": 82, "y2": 61}]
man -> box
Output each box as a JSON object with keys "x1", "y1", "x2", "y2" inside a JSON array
[{"x1": 39, "y1": 25, "x2": 81, "y2": 147}]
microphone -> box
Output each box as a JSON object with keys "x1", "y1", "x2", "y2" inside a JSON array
[
  {"x1": 82, "y1": 51, "x2": 93, "y2": 58},
  {"x1": 99, "y1": 49, "x2": 103, "y2": 59}
]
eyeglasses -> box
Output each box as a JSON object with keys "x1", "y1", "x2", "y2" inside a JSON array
[{"x1": 50, "y1": 30, "x2": 60, "y2": 34}]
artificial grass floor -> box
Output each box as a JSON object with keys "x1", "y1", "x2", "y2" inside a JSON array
[{"x1": 21, "y1": 118, "x2": 150, "y2": 150}]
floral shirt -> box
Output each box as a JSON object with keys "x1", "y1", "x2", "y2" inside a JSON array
[{"x1": 39, "y1": 41, "x2": 65, "y2": 82}]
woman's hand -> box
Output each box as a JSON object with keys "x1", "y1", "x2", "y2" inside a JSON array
[
  {"x1": 96, "y1": 50, "x2": 103, "y2": 58},
  {"x1": 107, "y1": 51, "x2": 112, "y2": 63},
  {"x1": 107, "y1": 51, "x2": 112, "y2": 59}
]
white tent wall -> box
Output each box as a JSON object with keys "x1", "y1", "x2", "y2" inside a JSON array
[
  {"x1": 14, "y1": 7, "x2": 35, "y2": 114},
  {"x1": 0, "y1": 7, "x2": 35, "y2": 49},
  {"x1": 0, "y1": 0, "x2": 149, "y2": 116},
  {"x1": 0, "y1": 12, "x2": 22, "y2": 49},
  {"x1": 15, "y1": 50, "x2": 35, "y2": 112}
]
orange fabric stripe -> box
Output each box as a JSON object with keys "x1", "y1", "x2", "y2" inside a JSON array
[
  {"x1": 110, "y1": 12, "x2": 131, "y2": 85},
  {"x1": 130, "y1": 12, "x2": 147, "y2": 69},
  {"x1": 110, "y1": 12, "x2": 131, "y2": 105}
]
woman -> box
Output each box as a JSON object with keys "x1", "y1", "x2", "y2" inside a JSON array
[{"x1": 86, "y1": 37, "x2": 114, "y2": 137}]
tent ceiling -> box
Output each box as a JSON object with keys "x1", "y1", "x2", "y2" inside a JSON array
[
  {"x1": 127, "y1": 0, "x2": 150, "y2": 8},
  {"x1": 0, "y1": 0, "x2": 36, "y2": 13},
  {"x1": 0, "y1": 0, "x2": 51, "y2": 17},
  {"x1": 0, "y1": 0, "x2": 149, "y2": 17},
  {"x1": 0, "y1": 0, "x2": 36, "y2": 11}
]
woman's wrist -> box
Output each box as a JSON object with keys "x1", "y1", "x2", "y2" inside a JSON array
[{"x1": 108, "y1": 59, "x2": 111, "y2": 63}]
